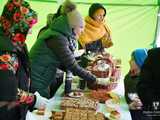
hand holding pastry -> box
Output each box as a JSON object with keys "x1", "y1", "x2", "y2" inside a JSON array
[{"x1": 129, "y1": 99, "x2": 143, "y2": 110}]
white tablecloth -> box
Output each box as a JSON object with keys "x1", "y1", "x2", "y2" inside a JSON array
[{"x1": 26, "y1": 76, "x2": 132, "y2": 120}]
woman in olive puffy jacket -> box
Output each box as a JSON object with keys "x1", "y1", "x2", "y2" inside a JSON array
[{"x1": 30, "y1": 1, "x2": 97, "y2": 98}]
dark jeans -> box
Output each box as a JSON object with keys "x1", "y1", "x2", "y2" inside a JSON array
[
  {"x1": 0, "y1": 106, "x2": 21, "y2": 120},
  {"x1": 49, "y1": 72, "x2": 63, "y2": 98},
  {"x1": 130, "y1": 110, "x2": 152, "y2": 120}
]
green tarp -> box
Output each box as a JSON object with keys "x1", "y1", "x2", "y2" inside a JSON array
[
  {"x1": 25, "y1": 0, "x2": 160, "y2": 5},
  {"x1": 0, "y1": 0, "x2": 159, "y2": 74}
]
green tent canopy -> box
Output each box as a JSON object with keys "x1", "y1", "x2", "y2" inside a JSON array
[{"x1": 0, "y1": 0, "x2": 159, "y2": 75}]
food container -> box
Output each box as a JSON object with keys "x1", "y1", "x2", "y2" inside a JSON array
[{"x1": 105, "y1": 99, "x2": 120, "y2": 112}]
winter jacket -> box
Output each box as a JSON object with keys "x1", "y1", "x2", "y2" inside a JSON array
[
  {"x1": 137, "y1": 48, "x2": 160, "y2": 107},
  {"x1": 124, "y1": 73, "x2": 139, "y2": 104},
  {"x1": 30, "y1": 15, "x2": 96, "y2": 98}
]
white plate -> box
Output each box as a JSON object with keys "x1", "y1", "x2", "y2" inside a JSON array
[
  {"x1": 105, "y1": 99, "x2": 120, "y2": 112},
  {"x1": 32, "y1": 109, "x2": 52, "y2": 117},
  {"x1": 68, "y1": 91, "x2": 84, "y2": 98},
  {"x1": 32, "y1": 109, "x2": 45, "y2": 116},
  {"x1": 74, "y1": 49, "x2": 85, "y2": 57}
]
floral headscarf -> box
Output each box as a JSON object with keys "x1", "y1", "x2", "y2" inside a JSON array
[{"x1": 0, "y1": 0, "x2": 37, "y2": 47}]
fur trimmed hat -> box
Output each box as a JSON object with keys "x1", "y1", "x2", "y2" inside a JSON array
[
  {"x1": 60, "y1": 0, "x2": 84, "y2": 28},
  {"x1": 60, "y1": 0, "x2": 76, "y2": 14}
]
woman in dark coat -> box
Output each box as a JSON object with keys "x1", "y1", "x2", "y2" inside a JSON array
[
  {"x1": 137, "y1": 48, "x2": 160, "y2": 120},
  {"x1": 30, "y1": 1, "x2": 97, "y2": 98},
  {"x1": 0, "y1": 1, "x2": 48, "y2": 120},
  {"x1": 124, "y1": 48, "x2": 151, "y2": 120}
]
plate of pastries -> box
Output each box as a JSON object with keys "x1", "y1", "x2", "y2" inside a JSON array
[
  {"x1": 50, "y1": 108, "x2": 108, "y2": 120},
  {"x1": 109, "y1": 110, "x2": 121, "y2": 120},
  {"x1": 61, "y1": 97, "x2": 98, "y2": 110},
  {"x1": 33, "y1": 108, "x2": 45, "y2": 115},
  {"x1": 90, "y1": 90, "x2": 120, "y2": 103}
]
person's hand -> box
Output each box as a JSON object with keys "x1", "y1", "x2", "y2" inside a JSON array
[
  {"x1": 87, "y1": 79, "x2": 97, "y2": 90},
  {"x1": 34, "y1": 92, "x2": 49, "y2": 109},
  {"x1": 129, "y1": 98, "x2": 143, "y2": 110}
]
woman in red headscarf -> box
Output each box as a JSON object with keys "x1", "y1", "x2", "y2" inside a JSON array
[{"x1": 0, "y1": 1, "x2": 49, "y2": 120}]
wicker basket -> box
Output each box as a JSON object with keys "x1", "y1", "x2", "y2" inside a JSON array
[
  {"x1": 97, "y1": 82, "x2": 118, "y2": 91},
  {"x1": 90, "y1": 57, "x2": 114, "y2": 78},
  {"x1": 88, "y1": 56, "x2": 120, "y2": 91}
]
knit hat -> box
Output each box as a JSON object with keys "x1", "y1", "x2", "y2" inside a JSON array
[
  {"x1": 89, "y1": 3, "x2": 106, "y2": 18},
  {"x1": 46, "y1": 0, "x2": 76, "y2": 26},
  {"x1": 132, "y1": 48, "x2": 148, "y2": 68},
  {"x1": 60, "y1": 0, "x2": 84, "y2": 29},
  {"x1": 0, "y1": 0, "x2": 37, "y2": 46},
  {"x1": 67, "y1": 9, "x2": 84, "y2": 29},
  {"x1": 60, "y1": 0, "x2": 76, "y2": 14}
]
